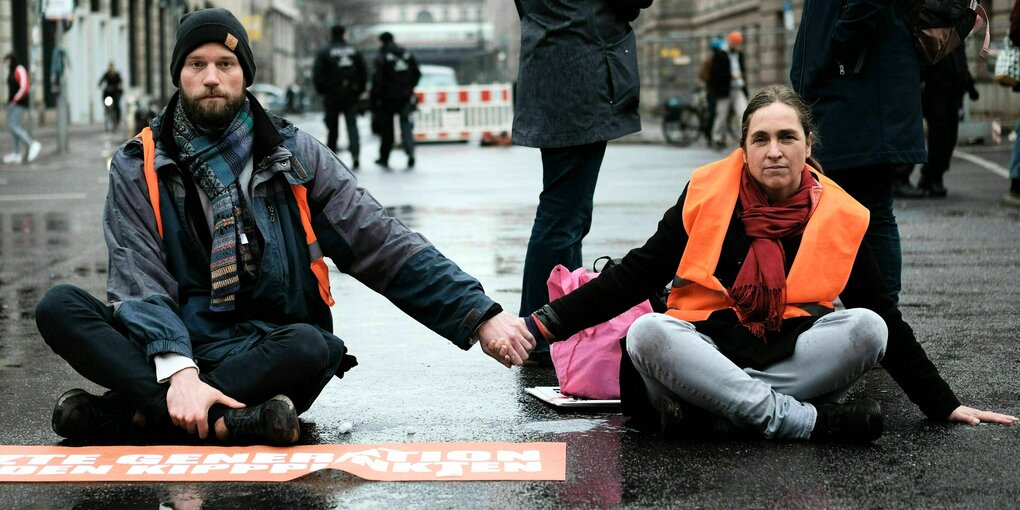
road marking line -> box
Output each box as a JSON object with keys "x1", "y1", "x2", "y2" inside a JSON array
[
  {"x1": 954, "y1": 150, "x2": 1010, "y2": 178},
  {"x1": 0, "y1": 192, "x2": 87, "y2": 202}
]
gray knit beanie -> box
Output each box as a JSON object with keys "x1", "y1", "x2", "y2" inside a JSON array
[{"x1": 170, "y1": 8, "x2": 255, "y2": 87}]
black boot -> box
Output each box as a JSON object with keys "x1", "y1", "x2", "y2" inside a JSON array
[
  {"x1": 810, "y1": 398, "x2": 883, "y2": 443},
  {"x1": 221, "y1": 395, "x2": 300, "y2": 445},
  {"x1": 51, "y1": 389, "x2": 139, "y2": 441}
]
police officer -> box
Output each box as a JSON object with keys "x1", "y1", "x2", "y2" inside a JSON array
[
  {"x1": 371, "y1": 32, "x2": 420, "y2": 170},
  {"x1": 313, "y1": 25, "x2": 367, "y2": 169}
]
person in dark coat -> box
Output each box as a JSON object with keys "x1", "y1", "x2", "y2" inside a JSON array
[
  {"x1": 791, "y1": 0, "x2": 926, "y2": 304},
  {"x1": 708, "y1": 31, "x2": 748, "y2": 149},
  {"x1": 513, "y1": 0, "x2": 651, "y2": 361},
  {"x1": 370, "y1": 32, "x2": 420, "y2": 170},
  {"x1": 313, "y1": 25, "x2": 367, "y2": 169},
  {"x1": 897, "y1": 45, "x2": 979, "y2": 197}
]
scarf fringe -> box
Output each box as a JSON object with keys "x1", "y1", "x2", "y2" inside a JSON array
[{"x1": 730, "y1": 284, "x2": 784, "y2": 339}]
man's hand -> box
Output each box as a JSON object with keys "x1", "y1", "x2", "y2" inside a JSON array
[
  {"x1": 948, "y1": 405, "x2": 1018, "y2": 425},
  {"x1": 477, "y1": 311, "x2": 536, "y2": 368},
  {"x1": 166, "y1": 368, "x2": 245, "y2": 439}
]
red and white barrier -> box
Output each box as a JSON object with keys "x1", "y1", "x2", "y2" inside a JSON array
[{"x1": 413, "y1": 83, "x2": 514, "y2": 142}]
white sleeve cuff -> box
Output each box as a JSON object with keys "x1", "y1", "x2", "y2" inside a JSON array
[{"x1": 154, "y1": 353, "x2": 198, "y2": 384}]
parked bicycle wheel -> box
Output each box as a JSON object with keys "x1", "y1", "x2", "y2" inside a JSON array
[{"x1": 662, "y1": 107, "x2": 702, "y2": 147}]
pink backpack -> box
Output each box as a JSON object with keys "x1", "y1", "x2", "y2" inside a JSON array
[{"x1": 547, "y1": 265, "x2": 653, "y2": 400}]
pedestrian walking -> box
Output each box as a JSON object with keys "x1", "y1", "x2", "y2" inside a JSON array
[
  {"x1": 893, "y1": 45, "x2": 978, "y2": 198},
  {"x1": 522, "y1": 84, "x2": 1018, "y2": 442},
  {"x1": 709, "y1": 31, "x2": 748, "y2": 149},
  {"x1": 98, "y1": 62, "x2": 125, "y2": 132},
  {"x1": 34, "y1": 8, "x2": 534, "y2": 446},
  {"x1": 513, "y1": 0, "x2": 651, "y2": 364},
  {"x1": 3, "y1": 52, "x2": 40, "y2": 164},
  {"x1": 313, "y1": 25, "x2": 366, "y2": 169},
  {"x1": 370, "y1": 32, "x2": 420, "y2": 170},
  {"x1": 792, "y1": 0, "x2": 926, "y2": 304}
]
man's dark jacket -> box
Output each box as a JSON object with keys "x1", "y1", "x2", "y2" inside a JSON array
[
  {"x1": 512, "y1": 0, "x2": 651, "y2": 148},
  {"x1": 708, "y1": 48, "x2": 746, "y2": 99},
  {"x1": 791, "y1": 0, "x2": 926, "y2": 172}
]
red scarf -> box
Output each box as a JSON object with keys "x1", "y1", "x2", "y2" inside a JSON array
[{"x1": 731, "y1": 165, "x2": 818, "y2": 338}]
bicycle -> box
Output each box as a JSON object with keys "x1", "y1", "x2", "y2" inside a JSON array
[
  {"x1": 103, "y1": 94, "x2": 121, "y2": 133},
  {"x1": 662, "y1": 91, "x2": 707, "y2": 147}
]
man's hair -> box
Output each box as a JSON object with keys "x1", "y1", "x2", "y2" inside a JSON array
[
  {"x1": 331, "y1": 25, "x2": 346, "y2": 42},
  {"x1": 379, "y1": 32, "x2": 394, "y2": 44}
]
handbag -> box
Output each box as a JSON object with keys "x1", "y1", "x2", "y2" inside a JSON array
[
  {"x1": 547, "y1": 264, "x2": 653, "y2": 400},
  {"x1": 995, "y1": 36, "x2": 1020, "y2": 88}
]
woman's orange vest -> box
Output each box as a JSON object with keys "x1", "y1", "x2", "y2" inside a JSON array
[
  {"x1": 136, "y1": 127, "x2": 334, "y2": 307},
  {"x1": 665, "y1": 150, "x2": 869, "y2": 323}
]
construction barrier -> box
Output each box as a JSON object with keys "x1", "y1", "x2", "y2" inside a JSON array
[{"x1": 413, "y1": 83, "x2": 514, "y2": 142}]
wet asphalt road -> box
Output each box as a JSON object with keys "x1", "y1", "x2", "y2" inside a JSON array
[{"x1": 0, "y1": 115, "x2": 1018, "y2": 509}]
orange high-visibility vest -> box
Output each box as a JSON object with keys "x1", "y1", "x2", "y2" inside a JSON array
[
  {"x1": 665, "y1": 149, "x2": 869, "y2": 323},
  {"x1": 135, "y1": 127, "x2": 334, "y2": 307}
]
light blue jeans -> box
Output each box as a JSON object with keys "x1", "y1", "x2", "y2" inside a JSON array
[
  {"x1": 626, "y1": 310, "x2": 888, "y2": 440},
  {"x1": 7, "y1": 103, "x2": 34, "y2": 153}
]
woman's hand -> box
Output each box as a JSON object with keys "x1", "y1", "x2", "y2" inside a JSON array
[{"x1": 948, "y1": 405, "x2": 1018, "y2": 425}]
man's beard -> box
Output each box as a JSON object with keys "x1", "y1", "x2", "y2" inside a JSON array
[{"x1": 180, "y1": 88, "x2": 246, "y2": 131}]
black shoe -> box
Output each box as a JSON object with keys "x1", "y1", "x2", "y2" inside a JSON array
[
  {"x1": 810, "y1": 398, "x2": 883, "y2": 443},
  {"x1": 658, "y1": 397, "x2": 687, "y2": 436},
  {"x1": 51, "y1": 389, "x2": 138, "y2": 441},
  {"x1": 352, "y1": 158, "x2": 360, "y2": 171},
  {"x1": 222, "y1": 395, "x2": 300, "y2": 445},
  {"x1": 892, "y1": 180, "x2": 928, "y2": 198},
  {"x1": 407, "y1": 156, "x2": 415, "y2": 169},
  {"x1": 918, "y1": 177, "x2": 947, "y2": 198}
]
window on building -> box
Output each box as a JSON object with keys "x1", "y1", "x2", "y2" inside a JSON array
[{"x1": 417, "y1": 10, "x2": 434, "y2": 22}]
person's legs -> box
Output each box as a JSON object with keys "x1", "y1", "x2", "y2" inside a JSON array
[
  {"x1": 918, "y1": 97, "x2": 958, "y2": 196},
  {"x1": 626, "y1": 314, "x2": 817, "y2": 439},
  {"x1": 711, "y1": 95, "x2": 733, "y2": 146},
  {"x1": 746, "y1": 309, "x2": 887, "y2": 403},
  {"x1": 377, "y1": 105, "x2": 396, "y2": 166},
  {"x1": 829, "y1": 165, "x2": 903, "y2": 304},
  {"x1": 7, "y1": 103, "x2": 31, "y2": 154},
  {"x1": 323, "y1": 99, "x2": 341, "y2": 153},
  {"x1": 399, "y1": 101, "x2": 416, "y2": 165},
  {"x1": 201, "y1": 323, "x2": 345, "y2": 416},
  {"x1": 1007, "y1": 119, "x2": 1020, "y2": 201},
  {"x1": 519, "y1": 141, "x2": 607, "y2": 351},
  {"x1": 342, "y1": 103, "x2": 360, "y2": 165},
  {"x1": 35, "y1": 284, "x2": 171, "y2": 424}
]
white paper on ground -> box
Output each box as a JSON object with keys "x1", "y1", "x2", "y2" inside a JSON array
[{"x1": 525, "y1": 386, "x2": 621, "y2": 408}]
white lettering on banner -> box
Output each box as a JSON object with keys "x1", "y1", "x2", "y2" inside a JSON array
[
  {"x1": 117, "y1": 454, "x2": 163, "y2": 465},
  {"x1": 166, "y1": 454, "x2": 202, "y2": 465},
  {"x1": 190, "y1": 464, "x2": 230, "y2": 475},
  {"x1": 331, "y1": 448, "x2": 546, "y2": 477},
  {"x1": 63, "y1": 455, "x2": 100, "y2": 465},
  {"x1": 290, "y1": 453, "x2": 334, "y2": 464},
  {"x1": 252, "y1": 453, "x2": 287, "y2": 464},
  {"x1": 204, "y1": 453, "x2": 249, "y2": 464},
  {"x1": 0, "y1": 456, "x2": 21, "y2": 465}
]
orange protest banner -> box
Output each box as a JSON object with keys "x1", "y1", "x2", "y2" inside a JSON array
[{"x1": 0, "y1": 442, "x2": 566, "y2": 482}]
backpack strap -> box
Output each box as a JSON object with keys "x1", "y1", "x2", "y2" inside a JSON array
[
  {"x1": 974, "y1": 2, "x2": 990, "y2": 59},
  {"x1": 136, "y1": 127, "x2": 163, "y2": 239}
]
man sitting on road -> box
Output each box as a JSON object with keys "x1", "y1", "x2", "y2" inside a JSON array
[{"x1": 34, "y1": 8, "x2": 534, "y2": 446}]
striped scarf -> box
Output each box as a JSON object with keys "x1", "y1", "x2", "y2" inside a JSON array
[{"x1": 173, "y1": 99, "x2": 259, "y2": 311}]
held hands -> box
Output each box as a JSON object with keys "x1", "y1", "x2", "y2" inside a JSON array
[
  {"x1": 477, "y1": 311, "x2": 536, "y2": 368},
  {"x1": 948, "y1": 405, "x2": 1018, "y2": 425},
  {"x1": 166, "y1": 367, "x2": 245, "y2": 439}
]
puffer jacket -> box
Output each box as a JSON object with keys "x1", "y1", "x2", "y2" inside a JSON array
[
  {"x1": 790, "y1": 0, "x2": 926, "y2": 172},
  {"x1": 105, "y1": 93, "x2": 496, "y2": 365}
]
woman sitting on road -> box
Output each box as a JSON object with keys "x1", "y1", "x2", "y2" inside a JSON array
[{"x1": 519, "y1": 84, "x2": 1017, "y2": 442}]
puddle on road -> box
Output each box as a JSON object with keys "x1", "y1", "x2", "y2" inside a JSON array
[{"x1": 521, "y1": 418, "x2": 608, "y2": 434}]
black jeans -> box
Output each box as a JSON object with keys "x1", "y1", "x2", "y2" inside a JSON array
[
  {"x1": 35, "y1": 285, "x2": 345, "y2": 428},
  {"x1": 519, "y1": 141, "x2": 607, "y2": 351},
  {"x1": 827, "y1": 166, "x2": 902, "y2": 304},
  {"x1": 376, "y1": 100, "x2": 415, "y2": 164},
  {"x1": 324, "y1": 97, "x2": 360, "y2": 159}
]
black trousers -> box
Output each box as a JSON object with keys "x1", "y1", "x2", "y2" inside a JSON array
[
  {"x1": 35, "y1": 285, "x2": 345, "y2": 428},
  {"x1": 324, "y1": 97, "x2": 360, "y2": 158},
  {"x1": 920, "y1": 92, "x2": 961, "y2": 180}
]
